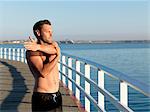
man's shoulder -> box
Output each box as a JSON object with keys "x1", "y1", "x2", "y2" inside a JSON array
[{"x1": 52, "y1": 41, "x2": 59, "y2": 45}]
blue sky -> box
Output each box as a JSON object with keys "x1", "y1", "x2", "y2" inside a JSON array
[{"x1": 0, "y1": 0, "x2": 149, "y2": 41}]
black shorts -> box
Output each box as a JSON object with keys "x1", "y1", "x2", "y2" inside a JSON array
[{"x1": 32, "y1": 91, "x2": 62, "y2": 112}]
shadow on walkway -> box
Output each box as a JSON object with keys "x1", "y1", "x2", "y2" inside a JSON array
[{"x1": 0, "y1": 60, "x2": 28, "y2": 111}]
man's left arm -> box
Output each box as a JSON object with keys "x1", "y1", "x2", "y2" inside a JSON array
[
  {"x1": 24, "y1": 42, "x2": 57, "y2": 55},
  {"x1": 24, "y1": 37, "x2": 57, "y2": 55}
]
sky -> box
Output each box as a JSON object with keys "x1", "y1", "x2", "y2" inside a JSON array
[{"x1": 0, "y1": 0, "x2": 149, "y2": 41}]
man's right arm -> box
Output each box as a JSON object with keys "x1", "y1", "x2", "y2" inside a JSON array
[
  {"x1": 27, "y1": 50, "x2": 59, "y2": 78},
  {"x1": 41, "y1": 43, "x2": 60, "y2": 77}
]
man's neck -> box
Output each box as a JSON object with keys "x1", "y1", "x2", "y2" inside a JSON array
[{"x1": 37, "y1": 39, "x2": 53, "y2": 45}]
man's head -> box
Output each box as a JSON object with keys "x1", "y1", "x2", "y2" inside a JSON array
[{"x1": 33, "y1": 20, "x2": 53, "y2": 44}]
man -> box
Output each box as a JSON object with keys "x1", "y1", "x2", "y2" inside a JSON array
[{"x1": 24, "y1": 20, "x2": 62, "y2": 112}]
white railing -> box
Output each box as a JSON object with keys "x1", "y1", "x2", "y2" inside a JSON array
[
  {"x1": 0, "y1": 48, "x2": 27, "y2": 63},
  {"x1": 0, "y1": 47, "x2": 150, "y2": 112}
]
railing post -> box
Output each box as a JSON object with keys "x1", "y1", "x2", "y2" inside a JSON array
[
  {"x1": 62, "y1": 55, "x2": 66, "y2": 85},
  {"x1": 8, "y1": 48, "x2": 11, "y2": 60},
  {"x1": 98, "y1": 69, "x2": 105, "y2": 110},
  {"x1": 21, "y1": 48, "x2": 24, "y2": 62},
  {"x1": 68, "y1": 57, "x2": 72, "y2": 92},
  {"x1": 58, "y1": 60, "x2": 61, "y2": 80},
  {"x1": 12, "y1": 48, "x2": 15, "y2": 61},
  {"x1": 0, "y1": 48, "x2": 3, "y2": 58},
  {"x1": 120, "y1": 81, "x2": 128, "y2": 106},
  {"x1": 24, "y1": 49, "x2": 27, "y2": 64},
  {"x1": 75, "y1": 60, "x2": 80, "y2": 101},
  {"x1": 17, "y1": 48, "x2": 20, "y2": 61},
  {"x1": 24, "y1": 59, "x2": 27, "y2": 64},
  {"x1": 85, "y1": 64, "x2": 91, "y2": 112},
  {"x1": 4, "y1": 48, "x2": 7, "y2": 59}
]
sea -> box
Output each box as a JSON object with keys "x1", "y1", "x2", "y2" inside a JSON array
[{"x1": 0, "y1": 42, "x2": 150, "y2": 112}]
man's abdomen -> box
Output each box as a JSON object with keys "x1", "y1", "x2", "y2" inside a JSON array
[{"x1": 34, "y1": 67, "x2": 59, "y2": 93}]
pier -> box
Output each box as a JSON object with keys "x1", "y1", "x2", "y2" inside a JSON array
[
  {"x1": 0, "y1": 59, "x2": 83, "y2": 112},
  {"x1": 0, "y1": 47, "x2": 150, "y2": 112}
]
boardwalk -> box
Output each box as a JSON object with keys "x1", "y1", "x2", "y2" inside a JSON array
[{"x1": 0, "y1": 59, "x2": 84, "y2": 112}]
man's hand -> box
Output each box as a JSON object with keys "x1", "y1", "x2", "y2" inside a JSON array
[{"x1": 24, "y1": 36, "x2": 40, "y2": 51}]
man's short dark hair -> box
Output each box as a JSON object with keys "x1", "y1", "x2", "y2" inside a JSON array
[{"x1": 33, "y1": 20, "x2": 51, "y2": 37}]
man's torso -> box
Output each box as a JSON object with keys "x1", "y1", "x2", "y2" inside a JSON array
[{"x1": 26, "y1": 50, "x2": 59, "y2": 93}]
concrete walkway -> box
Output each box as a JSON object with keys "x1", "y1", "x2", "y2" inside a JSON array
[{"x1": 0, "y1": 59, "x2": 84, "y2": 112}]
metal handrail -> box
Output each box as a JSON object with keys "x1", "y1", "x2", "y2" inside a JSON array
[
  {"x1": 59, "y1": 62, "x2": 133, "y2": 112},
  {"x1": 62, "y1": 52, "x2": 150, "y2": 97}
]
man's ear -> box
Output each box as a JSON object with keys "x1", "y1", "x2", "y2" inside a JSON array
[{"x1": 35, "y1": 30, "x2": 40, "y2": 36}]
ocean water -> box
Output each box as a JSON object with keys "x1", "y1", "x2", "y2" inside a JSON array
[
  {"x1": 60, "y1": 42, "x2": 150, "y2": 112},
  {"x1": 0, "y1": 42, "x2": 150, "y2": 111},
  {"x1": 60, "y1": 43, "x2": 150, "y2": 85}
]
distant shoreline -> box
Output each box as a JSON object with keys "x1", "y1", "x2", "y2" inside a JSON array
[
  {"x1": 58, "y1": 40, "x2": 150, "y2": 44},
  {"x1": 0, "y1": 40, "x2": 150, "y2": 44}
]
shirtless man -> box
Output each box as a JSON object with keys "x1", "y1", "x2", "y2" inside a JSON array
[{"x1": 24, "y1": 20, "x2": 62, "y2": 112}]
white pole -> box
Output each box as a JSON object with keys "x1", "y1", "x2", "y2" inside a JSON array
[
  {"x1": 120, "y1": 81, "x2": 128, "y2": 106},
  {"x1": 98, "y1": 70, "x2": 105, "y2": 110},
  {"x1": 0, "y1": 48, "x2": 3, "y2": 58},
  {"x1": 62, "y1": 55, "x2": 66, "y2": 85},
  {"x1": 24, "y1": 59, "x2": 27, "y2": 64},
  {"x1": 58, "y1": 60, "x2": 61, "y2": 80},
  {"x1": 75, "y1": 60, "x2": 80, "y2": 101},
  {"x1": 85, "y1": 64, "x2": 90, "y2": 112},
  {"x1": 21, "y1": 48, "x2": 24, "y2": 62},
  {"x1": 17, "y1": 48, "x2": 20, "y2": 61},
  {"x1": 24, "y1": 49, "x2": 27, "y2": 63},
  {"x1": 68, "y1": 58, "x2": 72, "y2": 91},
  {"x1": 8, "y1": 48, "x2": 11, "y2": 60},
  {"x1": 4, "y1": 48, "x2": 7, "y2": 59},
  {"x1": 12, "y1": 48, "x2": 15, "y2": 61}
]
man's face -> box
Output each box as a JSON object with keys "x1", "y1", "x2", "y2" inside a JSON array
[{"x1": 40, "y1": 24, "x2": 53, "y2": 44}]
